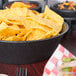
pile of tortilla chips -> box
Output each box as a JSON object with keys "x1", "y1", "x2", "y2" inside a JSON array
[{"x1": 0, "y1": 2, "x2": 64, "y2": 41}]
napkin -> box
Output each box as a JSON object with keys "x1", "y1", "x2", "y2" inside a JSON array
[
  {"x1": 0, "y1": 74, "x2": 8, "y2": 76},
  {"x1": 43, "y1": 44, "x2": 75, "y2": 76}
]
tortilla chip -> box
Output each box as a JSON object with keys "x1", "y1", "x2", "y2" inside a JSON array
[
  {"x1": 32, "y1": 10, "x2": 39, "y2": 15},
  {"x1": 39, "y1": 30, "x2": 59, "y2": 40},
  {"x1": 17, "y1": 30, "x2": 26, "y2": 37},
  {"x1": 4, "y1": 36, "x2": 23, "y2": 41},
  {"x1": 0, "y1": 4, "x2": 64, "y2": 41},
  {"x1": 0, "y1": 28, "x2": 21, "y2": 40},
  {"x1": 24, "y1": 28, "x2": 46, "y2": 41},
  {"x1": 44, "y1": 6, "x2": 64, "y2": 25},
  {"x1": 44, "y1": 6, "x2": 64, "y2": 32},
  {"x1": 11, "y1": 2, "x2": 30, "y2": 8}
]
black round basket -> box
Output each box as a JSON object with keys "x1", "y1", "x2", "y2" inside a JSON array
[
  {"x1": 0, "y1": 22, "x2": 69, "y2": 64},
  {"x1": 51, "y1": 3, "x2": 76, "y2": 17}
]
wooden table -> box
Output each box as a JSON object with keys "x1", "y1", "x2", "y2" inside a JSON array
[{"x1": 0, "y1": 31, "x2": 76, "y2": 76}]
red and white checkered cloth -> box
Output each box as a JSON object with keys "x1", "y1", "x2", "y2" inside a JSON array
[{"x1": 43, "y1": 44, "x2": 75, "y2": 76}]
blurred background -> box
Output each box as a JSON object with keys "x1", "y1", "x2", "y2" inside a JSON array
[{"x1": 6, "y1": 0, "x2": 76, "y2": 7}]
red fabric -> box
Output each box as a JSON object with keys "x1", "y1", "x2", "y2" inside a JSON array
[{"x1": 0, "y1": 60, "x2": 47, "y2": 76}]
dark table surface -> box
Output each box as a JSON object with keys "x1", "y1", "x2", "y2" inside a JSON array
[{"x1": 0, "y1": 22, "x2": 76, "y2": 76}]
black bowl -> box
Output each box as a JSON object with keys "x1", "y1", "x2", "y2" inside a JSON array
[
  {"x1": 0, "y1": 22, "x2": 69, "y2": 64},
  {"x1": 3, "y1": 1, "x2": 42, "y2": 12},
  {"x1": 51, "y1": 3, "x2": 76, "y2": 17}
]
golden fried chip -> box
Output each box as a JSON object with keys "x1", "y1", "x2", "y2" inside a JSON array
[
  {"x1": 0, "y1": 28, "x2": 21, "y2": 40},
  {"x1": 32, "y1": 10, "x2": 39, "y2": 15},
  {"x1": 17, "y1": 30, "x2": 26, "y2": 37},
  {"x1": 44, "y1": 6, "x2": 64, "y2": 25},
  {"x1": 11, "y1": 2, "x2": 30, "y2": 8},
  {"x1": 24, "y1": 28, "x2": 46, "y2": 41},
  {"x1": 24, "y1": 14, "x2": 60, "y2": 32},
  {"x1": 9, "y1": 24, "x2": 22, "y2": 30},
  {"x1": 0, "y1": 4, "x2": 64, "y2": 41},
  {"x1": 39, "y1": 30, "x2": 59, "y2": 40},
  {"x1": 0, "y1": 7, "x2": 28, "y2": 25},
  {"x1": 28, "y1": 12, "x2": 63, "y2": 33},
  {"x1": 37, "y1": 13, "x2": 46, "y2": 18},
  {"x1": 4, "y1": 36, "x2": 23, "y2": 41},
  {"x1": 0, "y1": 14, "x2": 22, "y2": 25},
  {"x1": 44, "y1": 6, "x2": 64, "y2": 32},
  {"x1": 0, "y1": 22, "x2": 8, "y2": 30},
  {"x1": 22, "y1": 17, "x2": 53, "y2": 32}
]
